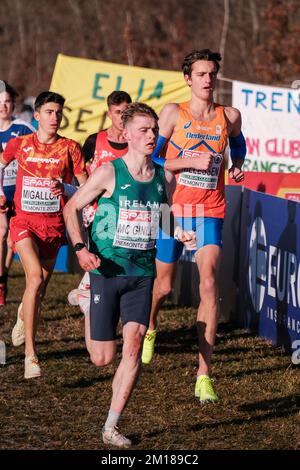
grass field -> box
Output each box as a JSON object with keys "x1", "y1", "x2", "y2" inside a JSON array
[{"x1": 0, "y1": 264, "x2": 299, "y2": 450}]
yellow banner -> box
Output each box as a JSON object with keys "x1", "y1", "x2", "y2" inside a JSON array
[{"x1": 50, "y1": 54, "x2": 190, "y2": 145}]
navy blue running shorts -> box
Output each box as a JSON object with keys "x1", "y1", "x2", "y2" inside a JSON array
[{"x1": 89, "y1": 274, "x2": 154, "y2": 341}]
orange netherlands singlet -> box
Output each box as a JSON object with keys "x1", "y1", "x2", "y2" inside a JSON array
[{"x1": 165, "y1": 102, "x2": 228, "y2": 218}]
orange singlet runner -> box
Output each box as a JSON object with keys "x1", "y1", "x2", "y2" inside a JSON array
[{"x1": 165, "y1": 101, "x2": 228, "y2": 218}]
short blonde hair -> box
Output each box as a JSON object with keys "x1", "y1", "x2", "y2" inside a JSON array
[{"x1": 121, "y1": 102, "x2": 158, "y2": 127}]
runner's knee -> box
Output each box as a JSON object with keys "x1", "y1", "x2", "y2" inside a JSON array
[
  {"x1": 155, "y1": 278, "x2": 172, "y2": 298},
  {"x1": 26, "y1": 273, "x2": 44, "y2": 294},
  {"x1": 200, "y1": 275, "x2": 217, "y2": 300},
  {"x1": 90, "y1": 350, "x2": 114, "y2": 367}
]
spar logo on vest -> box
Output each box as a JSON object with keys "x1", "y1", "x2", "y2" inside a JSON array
[{"x1": 21, "y1": 176, "x2": 60, "y2": 213}]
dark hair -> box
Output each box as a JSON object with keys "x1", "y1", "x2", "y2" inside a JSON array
[
  {"x1": 34, "y1": 91, "x2": 65, "y2": 111},
  {"x1": 121, "y1": 102, "x2": 158, "y2": 127},
  {"x1": 182, "y1": 49, "x2": 222, "y2": 76},
  {"x1": 0, "y1": 80, "x2": 19, "y2": 101},
  {"x1": 107, "y1": 90, "x2": 132, "y2": 107}
]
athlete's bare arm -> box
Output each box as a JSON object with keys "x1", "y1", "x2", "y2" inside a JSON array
[
  {"x1": 225, "y1": 106, "x2": 245, "y2": 183},
  {"x1": 158, "y1": 104, "x2": 179, "y2": 141},
  {"x1": 50, "y1": 172, "x2": 88, "y2": 197},
  {"x1": 63, "y1": 163, "x2": 115, "y2": 271},
  {"x1": 158, "y1": 104, "x2": 214, "y2": 172},
  {"x1": 164, "y1": 168, "x2": 176, "y2": 200},
  {"x1": 0, "y1": 152, "x2": 6, "y2": 165}
]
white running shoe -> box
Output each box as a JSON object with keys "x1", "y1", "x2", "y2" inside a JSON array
[
  {"x1": 102, "y1": 426, "x2": 131, "y2": 448},
  {"x1": 68, "y1": 273, "x2": 90, "y2": 307},
  {"x1": 24, "y1": 355, "x2": 41, "y2": 379},
  {"x1": 12, "y1": 303, "x2": 25, "y2": 347},
  {"x1": 78, "y1": 272, "x2": 90, "y2": 291},
  {"x1": 67, "y1": 289, "x2": 80, "y2": 306},
  {"x1": 78, "y1": 289, "x2": 90, "y2": 316}
]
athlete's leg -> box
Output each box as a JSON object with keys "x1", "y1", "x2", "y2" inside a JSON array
[
  {"x1": 195, "y1": 244, "x2": 222, "y2": 377},
  {"x1": 16, "y1": 238, "x2": 56, "y2": 358},
  {"x1": 84, "y1": 310, "x2": 91, "y2": 354},
  {"x1": 101, "y1": 277, "x2": 152, "y2": 447},
  {"x1": 101, "y1": 320, "x2": 146, "y2": 448},
  {"x1": 147, "y1": 225, "x2": 183, "y2": 330},
  {"x1": 40, "y1": 257, "x2": 56, "y2": 294},
  {"x1": 148, "y1": 259, "x2": 177, "y2": 330},
  {"x1": 141, "y1": 261, "x2": 177, "y2": 364},
  {"x1": 0, "y1": 212, "x2": 8, "y2": 276},
  {"x1": 110, "y1": 321, "x2": 146, "y2": 413},
  {"x1": 0, "y1": 212, "x2": 8, "y2": 304},
  {"x1": 5, "y1": 230, "x2": 14, "y2": 272},
  {"x1": 89, "y1": 338, "x2": 116, "y2": 366},
  {"x1": 88, "y1": 273, "x2": 118, "y2": 364},
  {"x1": 142, "y1": 224, "x2": 183, "y2": 364}
]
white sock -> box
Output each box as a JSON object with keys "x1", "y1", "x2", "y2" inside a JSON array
[{"x1": 104, "y1": 410, "x2": 121, "y2": 430}]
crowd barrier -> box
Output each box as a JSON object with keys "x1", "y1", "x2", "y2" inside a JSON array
[{"x1": 238, "y1": 188, "x2": 300, "y2": 347}]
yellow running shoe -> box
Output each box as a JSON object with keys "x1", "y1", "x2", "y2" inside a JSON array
[
  {"x1": 195, "y1": 375, "x2": 219, "y2": 403},
  {"x1": 141, "y1": 329, "x2": 157, "y2": 364}
]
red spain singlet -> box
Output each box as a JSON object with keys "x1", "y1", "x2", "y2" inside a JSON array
[{"x1": 91, "y1": 130, "x2": 127, "y2": 172}]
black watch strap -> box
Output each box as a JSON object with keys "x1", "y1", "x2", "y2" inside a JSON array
[{"x1": 74, "y1": 242, "x2": 87, "y2": 253}]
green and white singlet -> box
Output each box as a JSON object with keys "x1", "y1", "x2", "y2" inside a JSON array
[{"x1": 90, "y1": 158, "x2": 167, "y2": 277}]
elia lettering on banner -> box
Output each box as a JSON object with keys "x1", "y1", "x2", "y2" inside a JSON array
[{"x1": 50, "y1": 54, "x2": 190, "y2": 145}]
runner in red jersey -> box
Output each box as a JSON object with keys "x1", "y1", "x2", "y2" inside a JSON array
[
  {"x1": 0, "y1": 81, "x2": 35, "y2": 305},
  {"x1": 0, "y1": 91, "x2": 87, "y2": 379},
  {"x1": 67, "y1": 91, "x2": 132, "y2": 319},
  {"x1": 81, "y1": 90, "x2": 132, "y2": 225}
]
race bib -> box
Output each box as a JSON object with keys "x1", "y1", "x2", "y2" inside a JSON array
[
  {"x1": 21, "y1": 176, "x2": 60, "y2": 213},
  {"x1": 3, "y1": 160, "x2": 18, "y2": 187},
  {"x1": 178, "y1": 150, "x2": 223, "y2": 190},
  {"x1": 113, "y1": 208, "x2": 160, "y2": 250}
]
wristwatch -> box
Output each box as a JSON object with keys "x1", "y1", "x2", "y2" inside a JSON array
[{"x1": 74, "y1": 242, "x2": 87, "y2": 253}]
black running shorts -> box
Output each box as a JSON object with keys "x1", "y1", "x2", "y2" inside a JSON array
[{"x1": 89, "y1": 274, "x2": 154, "y2": 341}]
